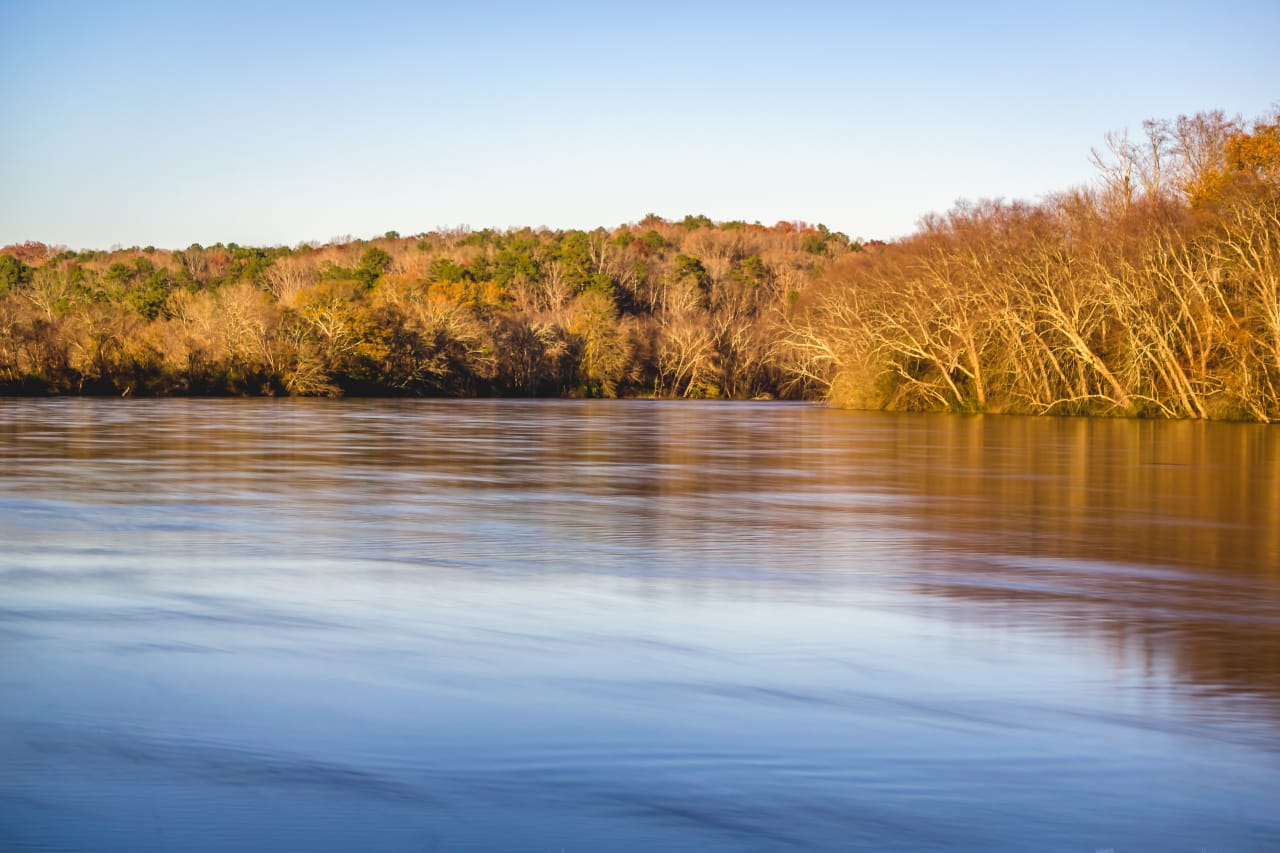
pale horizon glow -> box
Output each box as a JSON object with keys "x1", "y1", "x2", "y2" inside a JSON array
[{"x1": 2, "y1": 0, "x2": 1277, "y2": 251}]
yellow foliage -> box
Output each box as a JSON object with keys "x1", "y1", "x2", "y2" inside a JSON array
[
  {"x1": 1192, "y1": 121, "x2": 1280, "y2": 208},
  {"x1": 1226, "y1": 122, "x2": 1280, "y2": 176},
  {"x1": 425, "y1": 278, "x2": 509, "y2": 309}
]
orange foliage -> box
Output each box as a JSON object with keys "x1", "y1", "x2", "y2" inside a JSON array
[{"x1": 1226, "y1": 122, "x2": 1280, "y2": 176}]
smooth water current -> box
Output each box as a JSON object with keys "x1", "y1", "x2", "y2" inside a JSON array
[{"x1": 1, "y1": 399, "x2": 1278, "y2": 852}]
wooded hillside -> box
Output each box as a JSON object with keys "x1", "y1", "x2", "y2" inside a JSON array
[
  {"x1": 3, "y1": 109, "x2": 1277, "y2": 420},
  {"x1": 788, "y1": 110, "x2": 1280, "y2": 421}
]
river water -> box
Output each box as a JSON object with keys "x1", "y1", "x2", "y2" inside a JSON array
[{"x1": 1, "y1": 399, "x2": 1277, "y2": 852}]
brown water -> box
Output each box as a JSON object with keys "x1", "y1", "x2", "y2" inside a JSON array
[{"x1": 1, "y1": 399, "x2": 1277, "y2": 852}]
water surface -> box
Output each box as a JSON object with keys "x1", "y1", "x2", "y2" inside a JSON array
[{"x1": 1, "y1": 399, "x2": 1278, "y2": 852}]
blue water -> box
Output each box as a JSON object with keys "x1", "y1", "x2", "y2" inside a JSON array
[{"x1": 1, "y1": 399, "x2": 1278, "y2": 851}]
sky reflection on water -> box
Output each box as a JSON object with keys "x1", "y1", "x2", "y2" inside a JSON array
[{"x1": 1, "y1": 399, "x2": 1278, "y2": 852}]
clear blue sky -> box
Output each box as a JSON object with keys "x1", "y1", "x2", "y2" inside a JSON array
[{"x1": 2, "y1": 0, "x2": 1276, "y2": 250}]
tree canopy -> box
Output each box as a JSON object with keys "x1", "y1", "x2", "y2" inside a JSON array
[{"x1": 3, "y1": 109, "x2": 1278, "y2": 420}]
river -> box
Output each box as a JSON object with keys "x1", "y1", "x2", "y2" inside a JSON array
[{"x1": 1, "y1": 399, "x2": 1277, "y2": 852}]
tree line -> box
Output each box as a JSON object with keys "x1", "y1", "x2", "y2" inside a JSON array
[
  {"x1": 2, "y1": 109, "x2": 1278, "y2": 420},
  {"x1": 0, "y1": 215, "x2": 855, "y2": 400},
  {"x1": 788, "y1": 109, "x2": 1280, "y2": 421}
]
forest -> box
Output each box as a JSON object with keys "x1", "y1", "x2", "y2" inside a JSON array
[{"x1": 2, "y1": 109, "x2": 1278, "y2": 420}]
